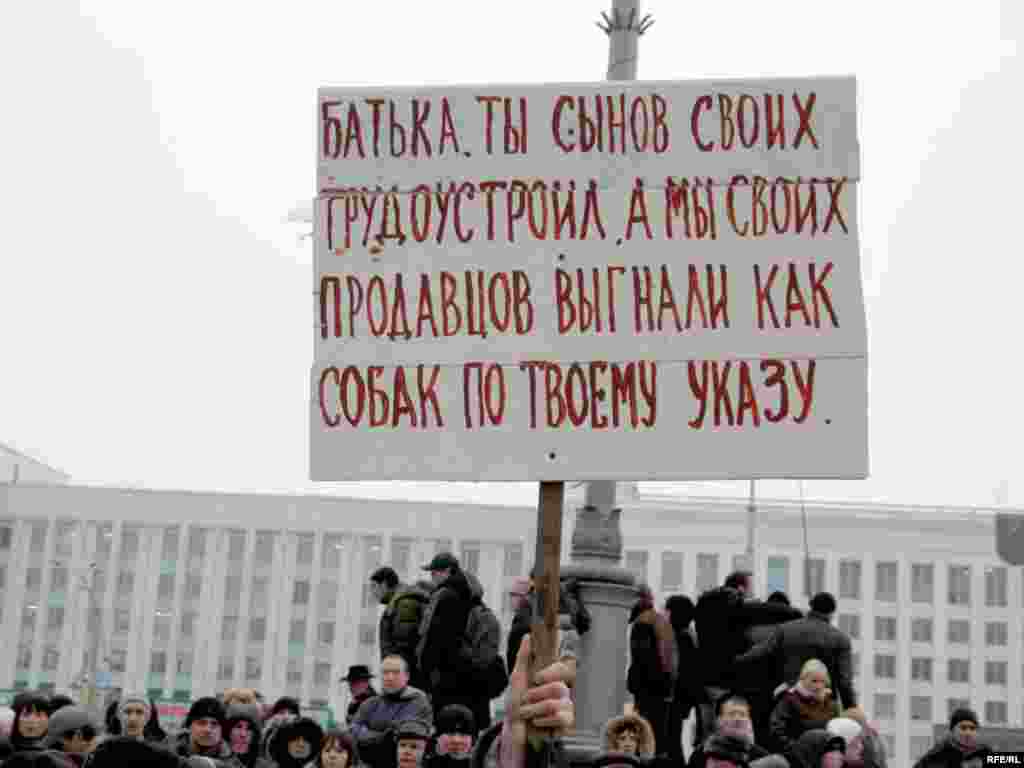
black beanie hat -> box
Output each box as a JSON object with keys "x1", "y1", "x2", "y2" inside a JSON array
[
  {"x1": 271, "y1": 696, "x2": 302, "y2": 718},
  {"x1": 436, "y1": 704, "x2": 475, "y2": 735},
  {"x1": 185, "y1": 696, "x2": 227, "y2": 728},
  {"x1": 949, "y1": 707, "x2": 979, "y2": 730}
]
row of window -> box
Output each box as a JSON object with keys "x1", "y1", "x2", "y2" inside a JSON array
[
  {"x1": 839, "y1": 615, "x2": 1012, "y2": 646},
  {"x1": 873, "y1": 694, "x2": 1011, "y2": 726},
  {"x1": 643, "y1": 551, "x2": 1014, "y2": 607},
  {"x1": 868, "y1": 654, "x2": 1016, "y2": 685}
]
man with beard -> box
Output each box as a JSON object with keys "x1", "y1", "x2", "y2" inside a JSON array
[{"x1": 351, "y1": 655, "x2": 432, "y2": 768}]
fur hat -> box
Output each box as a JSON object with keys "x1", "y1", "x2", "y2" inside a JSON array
[
  {"x1": 602, "y1": 713, "x2": 656, "y2": 757},
  {"x1": 436, "y1": 704, "x2": 475, "y2": 735},
  {"x1": 185, "y1": 696, "x2": 227, "y2": 729},
  {"x1": 949, "y1": 707, "x2": 979, "y2": 730},
  {"x1": 268, "y1": 716, "x2": 324, "y2": 766}
]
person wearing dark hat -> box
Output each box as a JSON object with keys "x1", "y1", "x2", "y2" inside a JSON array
[
  {"x1": 43, "y1": 706, "x2": 98, "y2": 765},
  {"x1": 47, "y1": 697, "x2": 74, "y2": 716},
  {"x1": 88, "y1": 736, "x2": 185, "y2": 768},
  {"x1": 8, "y1": 690, "x2": 51, "y2": 755},
  {"x1": 171, "y1": 696, "x2": 239, "y2": 765},
  {"x1": 224, "y1": 703, "x2": 270, "y2": 768},
  {"x1": 341, "y1": 665, "x2": 379, "y2": 726},
  {"x1": 1, "y1": 750, "x2": 78, "y2": 768},
  {"x1": 371, "y1": 566, "x2": 432, "y2": 692},
  {"x1": 431, "y1": 704, "x2": 475, "y2": 768},
  {"x1": 394, "y1": 720, "x2": 432, "y2": 768},
  {"x1": 913, "y1": 708, "x2": 991, "y2": 768},
  {"x1": 267, "y1": 697, "x2": 302, "y2": 727},
  {"x1": 267, "y1": 717, "x2": 324, "y2": 768}
]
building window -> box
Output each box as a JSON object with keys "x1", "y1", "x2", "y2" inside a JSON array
[
  {"x1": 245, "y1": 656, "x2": 261, "y2": 682},
  {"x1": 120, "y1": 527, "x2": 140, "y2": 560},
  {"x1": 314, "y1": 661, "x2": 333, "y2": 686},
  {"x1": 249, "y1": 618, "x2": 266, "y2": 643},
  {"x1": 838, "y1": 613, "x2": 860, "y2": 640},
  {"x1": 766, "y1": 556, "x2": 789, "y2": 595},
  {"x1": 948, "y1": 619, "x2": 970, "y2": 644},
  {"x1": 948, "y1": 565, "x2": 971, "y2": 605},
  {"x1": 460, "y1": 541, "x2": 482, "y2": 576},
  {"x1": 176, "y1": 651, "x2": 193, "y2": 675},
  {"x1": 180, "y1": 611, "x2": 197, "y2": 639},
  {"x1": 317, "y1": 580, "x2": 338, "y2": 615},
  {"x1": 48, "y1": 565, "x2": 66, "y2": 590},
  {"x1": 390, "y1": 537, "x2": 413, "y2": 579},
  {"x1": 287, "y1": 659, "x2": 302, "y2": 684},
  {"x1": 150, "y1": 651, "x2": 167, "y2": 674},
  {"x1": 985, "y1": 661, "x2": 1008, "y2": 686},
  {"x1": 289, "y1": 620, "x2": 306, "y2": 644},
  {"x1": 109, "y1": 648, "x2": 126, "y2": 673},
  {"x1": 361, "y1": 537, "x2": 383, "y2": 609},
  {"x1": 115, "y1": 608, "x2": 131, "y2": 634},
  {"x1": 881, "y1": 735, "x2": 896, "y2": 759},
  {"x1": 218, "y1": 657, "x2": 234, "y2": 681},
  {"x1": 947, "y1": 698, "x2": 970, "y2": 717},
  {"x1": 661, "y1": 552, "x2": 684, "y2": 592},
  {"x1": 873, "y1": 654, "x2": 896, "y2": 679},
  {"x1": 42, "y1": 646, "x2": 59, "y2": 672},
  {"x1": 911, "y1": 657, "x2": 933, "y2": 682},
  {"x1": 627, "y1": 550, "x2": 651, "y2": 586},
  {"x1": 838, "y1": 560, "x2": 861, "y2": 600},
  {"x1": 254, "y1": 532, "x2": 274, "y2": 564},
  {"x1": 26, "y1": 567, "x2": 41, "y2": 590},
  {"x1": 153, "y1": 615, "x2": 171, "y2": 642},
  {"x1": 318, "y1": 621, "x2": 335, "y2": 646},
  {"x1": 54, "y1": 521, "x2": 75, "y2": 558},
  {"x1": 296, "y1": 534, "x2": 314, "y2": 567},
  {"x1": 46, "y1": 606, "x2": 64, "y2": 631},
  {"x1": 874, "y1": 616, "x2": 897, "y2": 642},
  {"x1": 985, "y1": 701, "x2": 1008, "y2": 725},
  {"x1": 873, "y1": 693, "x2": 896, "y2": 719},
  {"x1": 359, "y1": 623, "x2": 376, "y2": 646},
  {"x1": 117, "y1": 570, "x2": 135, "y2": 596},
  {"x1": 222, "y1": 616, "x2": 238, "y2": 644},
  {"x1": 0, "y1": 525, "x2": 12, "y2": 550},
  {"x1": 805, "y1": 558, "x2": 825, "y2": 595},
  {"x1": 185, "y1": 571, "x2": 201, "y2": 600},
  {"x1": 911, "y1": 563, "x2": 934, "y2": 603},
  {"x1": 985, "y1": 622, "x2": 1008, "y2": 647},
  {"x1": 29, "y1": 522, "x2": 47, "y2": 553},
  {"x1": 948, "y1": 659, "x2": 970, "y2": 683},
  {"x1": 875, "y1": 562, "x2": 898, "y2": 602},
  {"x1": 187, "y1": 528, "x2": 207, "y2": 562},
  {"x1": 985, "y1": 567, "x2": 1008, "y2": 607},
  {"x1": 225, "y1": 573, "x2": 242, "y2": 602},
  {"x1": 906, "y1": 617, "x2": 931, "y2": 644},
  {"x1": 228, "y1": 531, "x2": 246, "y2": 562},
  {"x1": 696, "y1": 553, "x2": 719, "y2": 592},
  {"x1": 322, "y1": 535, "x2": 344, "y2": 571},
  {"x1": 157, "y1": 574, "x2": 175, "y2": 600},
  {"x1": 162, "y1": 526, "x2": 180, "y2": 560},
  {"x1": 910, "y1": 696, "x2": 932, "y2": 721},
  {"x1": 293, "y1": 580, "x2": 310, "y2": 605}
]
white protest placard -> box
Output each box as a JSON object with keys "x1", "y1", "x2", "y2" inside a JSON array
[{"x1": 309, "y1": 76, "x2": 867, "y2": 482}]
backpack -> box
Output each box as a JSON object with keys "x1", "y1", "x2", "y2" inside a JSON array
[{"x1": 461, "y1": 602, "x2": 509, "y2": 700}]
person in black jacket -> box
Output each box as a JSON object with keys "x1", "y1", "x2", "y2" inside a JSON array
[
  {"x1": 913, "y1": 708, "x2": 992, "y2": 768},
  {"x1": 687, "y1": 693, "x2": 783, "y2": 768},
  {"x1": 665, "y1": 595, "x2": 700, "y2": 763},
  {"x1": 8, "y1": 691, "x2": 51, "y2": 755},
  {"x1": 627, "y1": 585, "x2": 676, "y2": 757},
  {"x1": 735, "y1": 592, "x2": 857, "y2": 711}
]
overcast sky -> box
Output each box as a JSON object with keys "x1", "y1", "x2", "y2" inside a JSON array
[{"x1": 1, "y1": 1, "x2": 1021, "y2": 509}]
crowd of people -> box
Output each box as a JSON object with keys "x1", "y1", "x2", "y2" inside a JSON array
[{"x1": 0, "y1": 554, "x2": 997, "y2": 768}]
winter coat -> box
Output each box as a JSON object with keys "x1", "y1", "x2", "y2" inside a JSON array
[
  {"x1": 687, "y1": 732, "x2": 770, "y2": 768},
  {"x1": 380, "y1": 583, "x2": 431, "y2": 678},
  {"x1": 627, "y1": 604, "x2": 678, "y2": 699},
  {"x1": 347, "y1": 687, "x2": 378, "y2": 726},
  {"x1": 170, "y1": 729, "x2": 242, "y2": 766},
  {"x1": 225, "y1": 704, "x2": 274, "y2": 768},
  {"x1": 769, "y1": 688, "x2": 840, "y2": 753},
  {"x1": 784, "y1": 730, "x2": 846, "y2": 768},
  {"x1": 350, "y1": 686, "x2": 433, "y2": 762},
  {"x1": 416, "y1": 570, "x2": 479, "y2": 695},
  {"x1": 670, "y1": 622, "x2": 701, "y2": 712},
  {"x1": 912, "y1": 734, "x2": 993, "y2": 768},
  {"x1": 735, "y1": 611, "x2": 857, "y2": 709},
  {"x1": 266, "y1": 717, "x2": 324, "y2": 768},
  {"x1": 602, "y1": 713, "x2": 657, "y2": 758},
  {"x1": 696, "y1": 586, "x2": 803, "y2": 689}
]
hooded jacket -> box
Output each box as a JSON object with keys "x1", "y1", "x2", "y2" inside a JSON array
[
  {"x1": 266, "y1": 717, "x2": 324, "y2": 768},
  {"x1": 602, "y1": 713, "x2": 656, "y2": 758},
  {"x1": 912, "y1": 734, "x2": 993, "y2": 768},
  {"x1": 627, "y1": 599, "x2": 678, "y2": 699},
  {"x1": 769, "y1": 686, "x2": 841, "y2": 752},
  {"x1": 380, "y1": 582, "x2": 432, "y2": 673},
  {"x1": 225, "y1": 704, "x2": 272, "y2": 768},
  {"x1": 416, "y1": 569, "x2": 477, "y2": 694}
]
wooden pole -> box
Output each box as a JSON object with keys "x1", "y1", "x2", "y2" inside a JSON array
[{"x1": 527, "y1": 480, "x2": 564, "y2": 741}]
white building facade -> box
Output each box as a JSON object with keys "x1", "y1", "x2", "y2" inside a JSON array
[{"x1": 0, "y1": 480, "x2": 1019, "y2": 766}]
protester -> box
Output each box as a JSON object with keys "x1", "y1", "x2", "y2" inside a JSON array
[
  {"x1": 432, "y1": 704, "x2": 476, "y2": 768},
  {"x1": 342, "y1": 665, "x2": 379, "y2": 726},
  {"x1": 42, "y1": 705, "x2": 98, "y2": 765},
  {"x1": 267, "y1": 717, "x2": 325, "y2": 768},
  {"x1": 627, "y1": 584, "x2": 677, "y2": 757},
  {"x1": 394, "y1": 720, "x2": 432, "y2": 768},
  {"x1": 602, "y1": 712, "x2": 656, "y2": 758},
  {"x1": 315, "y1": 728, "x2": 359, "y2": 768},
  {"x1": 687, "y1": 693, "x2": 787, "y2": 768},
  {"x1": 8, "y1": 691, "x2": 51, "y2": 755},
  {"x1": 913, "y1": 708, "x2": 992, "y2": 768},
  {"x1": 267, "y1": 697, "x2": 302, "y2": 726},
  {"x1": 224, "y1": 703, "x2": 268, "y2": 768},
  {"x1": 665, "y1": 594, "x2": 701, "y2": 763},
  {"x1": 171, "y1": 696, "x2": 238, "y2": 764},
  {"x1": 351, "y1": 654, "x2": 433, "y2": 768},
  {"x1": 769, "y1": 659, "x2": 842, "y2": 753},
  {"x1": 88, "y1": 737, "x2": 184, "y2": 768},
  {"x1": 371, "y1": 566, "x2": 431, "y2": 691}
]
